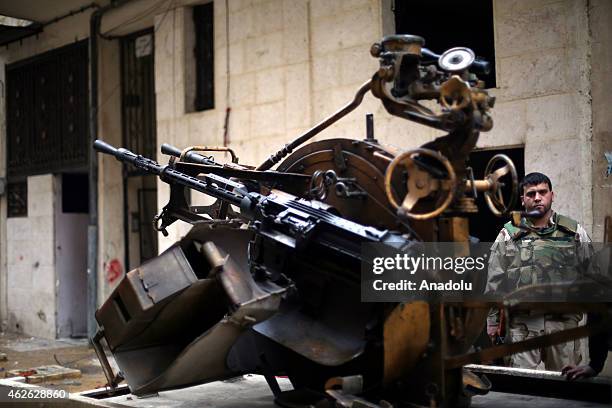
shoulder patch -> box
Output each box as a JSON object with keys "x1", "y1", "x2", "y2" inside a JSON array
[
  {"x1": 503, "y1": 221, "x2": 518, "y2": 235},
  {"x1": 503, "y1": 221, "x2": 526, "y2": 240},
  {"x1": 556, "y1": 214, "x2": 578, "y2": 234}
]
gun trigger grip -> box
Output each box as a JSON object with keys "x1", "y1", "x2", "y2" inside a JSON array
[{"x1": 153, "y1": 211, "x2": 170, "y2": 237}]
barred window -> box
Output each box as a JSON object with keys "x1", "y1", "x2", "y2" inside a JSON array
[{"x1": 6, "y1": 41, "x2": 89, "y2": 178}]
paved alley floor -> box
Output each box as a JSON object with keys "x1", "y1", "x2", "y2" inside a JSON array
[{"x1": 0, "y1": 331, "x2": 108, "y2": 393}]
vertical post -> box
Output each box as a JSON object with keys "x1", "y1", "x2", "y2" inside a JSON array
[
  {"x1": 365, "y1": 113, "x2": 375, "y2": 141},
  {"x1": 87, "y1": 10, "x2": 101, "y2": 339},
  {"x1": 122, "y1": 167, "x2": 130, "y2": 273}
]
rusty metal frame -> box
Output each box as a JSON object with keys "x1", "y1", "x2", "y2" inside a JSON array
[
  {"x1": 446, "y1": 318, "x2": 612, "y2": 369},
  {"x1": 256, "y1": 80, "x2": 373, "y2": 171},
  {"x1": 91, "y1": 330, "x2": 123, "y2": 391}
]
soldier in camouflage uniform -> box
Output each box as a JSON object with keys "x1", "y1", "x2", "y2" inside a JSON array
[{"x1": 486, "y1": 172, "x2": 591, "y2": 371}]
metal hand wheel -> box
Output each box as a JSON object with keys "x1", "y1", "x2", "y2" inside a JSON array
[
  {"x1": 384, "y1": 148, "x2": 456, "y2": 220},
  {"x1": 483, "y1": 154, "x2": 518, "y2": 216}
]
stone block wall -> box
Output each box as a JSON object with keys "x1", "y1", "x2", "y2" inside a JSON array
[
  {"x1": 589, "y1": 0, "x2": 612, "y2": 243},
  {"x1": 154, "y1": 0, "x2": 446, "y2": 250},
  {"x1": 0, "y1": 7, "x2": 125, "y2": 323},
  {"x1": 152, "y1": 0, "x2": 602, "y2": 248},
  {"x1": 0, "y1": 6, "x2": 93, "y2": 334},
  {"x1": 486, "y1": 0, "x2": 593, "y2": 234},
  {"x1": 0, "y1": 0, "x2": 606, "y2": 341},
  {"x1": 97, "y1": 39, "x2": 125, "y2": 304},
  {"x1": 5, "y1": 175, "x2": 56, "y2": 339},
  {"x1": 589, "y1": 0, "x2": 612, "y2": 375}
]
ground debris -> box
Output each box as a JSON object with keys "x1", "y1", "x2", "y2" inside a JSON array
[{"x1": 6, "y1": 364, "x2": 81, "y2": 384}]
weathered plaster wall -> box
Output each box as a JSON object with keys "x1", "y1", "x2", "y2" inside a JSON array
[
  {"x1": 97, "y1": 39, "x2": 125, "y2": 305},
  {"x1": 589, "y1": 0, "x2": 612, "y2": 243},
  {"x1": 0, "y1": 0, "x2": 605, "y2": 340},
  {"x1": 486, "y1": 0, "x2": 594, "y2": 235},
  {"x1": 0, "y1": 55, "x2": 7, "y2": 330},
  {"x1": 154, "y1": 0, "x2": 445, "y2": 250},
  {"x1": 0, "y1": 11, "x2": 92, "y2": 338},
  {"x1": 0, "y1": 7, "x2": 125, "y2": 336},
  {"x1": 5, "y1": 175, "x2": 56, "y2": 338},
  {"x1": 153, "y1": 0, "x2": 600, "y2": 249},
  {"x1": 589, "y1": 0, "x2": 612, "y2": 375}
]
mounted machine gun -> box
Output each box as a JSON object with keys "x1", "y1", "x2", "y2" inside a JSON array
[{"x1": 92, "y1": 35, "x2": 610, "y2": 407}]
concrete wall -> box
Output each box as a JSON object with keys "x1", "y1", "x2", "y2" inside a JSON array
[
  {"x1": 589, "y1": 0, "x2": 612, "y2": 243},
  {"x1": 154, "y1": 0, "x2": 445, "y2": 250},
  {"x1": 0, "y1": 9, "x2": 93, "y2": 338},
  {"x1": 485, "y1": 0, "x2": 594, "y2": 235},
  {"x1": 0, "y1": 54, "x2": 7, "y2": 331},
  {"x1": 589, "y1": 0, "x2": 612, "y2": 376},
  {"x1": 5, "y1": 175, "x2": 56, "y2": 338},
  {"x1": 0, "y1": 6, "x2": 125, "y2": 337},
  {"x1": 0, "y1": 0, "x2": 607, "y2": 341},
  {"x1": 152, "y1": 0, "x2": 602, "y2": 248},
  {"x1": 96, "y1": 38, "x2": 125, "y2": 305}
]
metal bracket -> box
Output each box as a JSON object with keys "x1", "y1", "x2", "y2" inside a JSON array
[{"x1": 91, "y1": 330, "x2": 124, "y2": 392}]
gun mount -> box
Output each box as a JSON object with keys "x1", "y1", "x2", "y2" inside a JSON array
[{"x1": 92, "y1": 35, "x2": 610, "y2": 408}]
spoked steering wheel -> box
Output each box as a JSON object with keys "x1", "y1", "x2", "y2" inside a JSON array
[{"x1": 384, "y1": 148, "x2": 456, "y2": 220}]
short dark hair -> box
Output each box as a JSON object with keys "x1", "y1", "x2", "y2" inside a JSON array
[{"x1": 520, "y1": 172, "x2": 552, "y2": 194}]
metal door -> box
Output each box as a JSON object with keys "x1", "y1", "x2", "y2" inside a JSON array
[{"x1": 120, "y1": 29, "x2": 158, "y2": 267}]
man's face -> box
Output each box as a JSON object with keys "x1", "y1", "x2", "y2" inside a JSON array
[{"x1": 521, "y1": 182, "x2": 554, "y2": 217}]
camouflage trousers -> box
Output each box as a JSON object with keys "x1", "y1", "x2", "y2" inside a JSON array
[{"x1": 509, "y1": 313, "x2": 583, "y2": 371}]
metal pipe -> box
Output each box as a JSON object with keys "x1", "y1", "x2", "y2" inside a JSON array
[
  {"x1": 88, "y1": 3, "x2": 101, "y2": 343},
  {"x1": 465, "y1": 179, "x2": 492, "y2": 192},
  {"x1": 122, "y1": 166, "x2": 130, "y2": 275},
  {"x1": 365, "y1": 113, "x2": 375, "y2": 141},
  {"x1": 446, "y1": 319, "x2": 612, "y2": 369},
  {"x1": 91, "y1": 330, "x2": 118, "y2": 390},
  {"x1": 46, "y1": 3, "x2": 100, "y2": 27},
  {"x1": 256, "y1": 79, "x2": 372, "y2": 171}
]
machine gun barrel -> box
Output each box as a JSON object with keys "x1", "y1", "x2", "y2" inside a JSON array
[
  {"x1": 94, "y1": 139, "x2": 244, "y2": 207},
  {"x1": 161, "y1": 143, "x2": 218, "y2": 166},
  {"x1": 94, "y1": 140, "x2": 412, "y2": 258}
]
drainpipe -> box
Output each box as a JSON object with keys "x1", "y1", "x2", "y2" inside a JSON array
[{"x1": 88, "y1": 0, "x2": 131, "y2": 340}]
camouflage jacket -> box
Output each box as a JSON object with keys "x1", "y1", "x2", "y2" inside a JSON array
[{"x1": 486, "y1": 212, "x2": 592, "y2": 326}]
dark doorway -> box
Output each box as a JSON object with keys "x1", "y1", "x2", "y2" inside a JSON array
[
  {"x1": 394, "y1": 0, "x2": 496, "y2": 88},
  {"x1": 120, "y1": 29, "x2": 158, "y2": 269},
  {"x1": 467, "y1": 147, "x2": 525, "y2": 242}
]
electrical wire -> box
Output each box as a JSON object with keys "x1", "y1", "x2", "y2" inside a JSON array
[
  {"x1": 154, "y1": 0, "x2": 175, "y2": 34},
  {"x1": 223, "y1": 0, "x2": 231, "y2": 147},
  {"x1": 95, "y1": 0, "x2": 176, "y2": 115},
  {"x1": 100, "y1": 0, "x2": 168, "y2": 38}
]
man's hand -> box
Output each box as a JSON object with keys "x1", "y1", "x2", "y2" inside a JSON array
[{"x1": 561, "y1": 364, "x2": 597, "y2": 381}]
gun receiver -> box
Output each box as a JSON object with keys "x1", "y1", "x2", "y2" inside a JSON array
[
  {"x1": 94, "y1": 140, "x2": 410, "y2": 256},
  {"x1": 94, "y1": 139, "x2": 245, "y2": 207}
]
